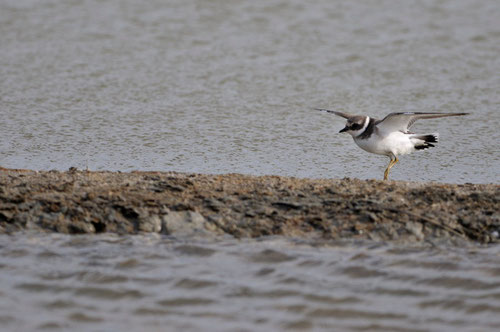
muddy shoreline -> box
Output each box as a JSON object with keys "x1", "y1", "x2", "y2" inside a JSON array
[{"x1": 0, "y1": 169, "x2": 498, "y2": 244}]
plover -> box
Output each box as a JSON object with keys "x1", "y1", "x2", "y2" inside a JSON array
[{"x1": 316, "y1": 109, "x2": 469, "y2": 180}]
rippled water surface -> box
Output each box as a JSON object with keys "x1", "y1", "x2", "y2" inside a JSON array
[
  {"x1": 1, "y1": 0, "x2": 499, "y2": 183},
  {"x1": 0, "y1": 234, "x2": 499, "y2": 331}
]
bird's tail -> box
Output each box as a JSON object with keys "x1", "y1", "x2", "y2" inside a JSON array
[{"x1": 411, "y1": 133, "x2": 439, "y2": 150}]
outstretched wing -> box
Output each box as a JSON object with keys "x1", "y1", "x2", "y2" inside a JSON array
[
  {"x1": 375, "y1": 112, "x2": 469, "y2": 133},
  {"x1": 314, "y1": 108, "x2": 354, "y2": 119}
]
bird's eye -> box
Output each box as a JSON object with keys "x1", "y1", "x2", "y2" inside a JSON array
[{"x1": 351, "y1": 124, "x2": 362, "y2": 130}]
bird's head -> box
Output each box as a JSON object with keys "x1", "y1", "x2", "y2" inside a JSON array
[{"x1": 339, "y1": 116, "x2": 369, "y2": 137}]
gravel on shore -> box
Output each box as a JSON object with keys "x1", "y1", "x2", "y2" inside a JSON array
[{"x1": 0, "y1": 169, "x2": 498, "y2": 244}]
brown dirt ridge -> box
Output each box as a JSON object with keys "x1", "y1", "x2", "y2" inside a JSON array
[{"x1": 0, "y1": 169, "x2": 498, "y2": 244}]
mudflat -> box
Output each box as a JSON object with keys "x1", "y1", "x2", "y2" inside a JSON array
[{"x1": 0, "y1": 169, "x2": 498, "y2": 244}]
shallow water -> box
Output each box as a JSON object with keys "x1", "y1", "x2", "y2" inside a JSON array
[
  {"x1": 0, "y1": 233, "x2": 499, "y2": 332},
  {"x1": 0, "y1": 0, "x2": 499, "y2": 183}
]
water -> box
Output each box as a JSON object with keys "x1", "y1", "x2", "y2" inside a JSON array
[
  {"x1": 0, "y1": 0, "x2": 499, "y2": 183},
  {"x1": 0, "y1": 233, "x2": 499, "y2": 332}
]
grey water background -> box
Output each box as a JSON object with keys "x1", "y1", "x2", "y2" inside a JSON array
[
  {"x1": 1, "y1": 1, "x2": 500, "y2": 331},
  {"x1": 2, "y1": 233, "x2": 500, "y2": 332},
  {"x1": 1, "y1": 0, "x2": 499, "y2": 183}
]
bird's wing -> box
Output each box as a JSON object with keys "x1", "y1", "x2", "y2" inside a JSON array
[
  {"x1": 375, "y1": 112, "x2": 469, "y2": 133},
  {"x1": 314, "y1": 108, "x2": 354, "y2": 119}
]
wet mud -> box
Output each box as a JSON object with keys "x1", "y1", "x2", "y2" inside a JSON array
[{"x1": 0, "y1": 169, "x2": 498, "y2": 244}]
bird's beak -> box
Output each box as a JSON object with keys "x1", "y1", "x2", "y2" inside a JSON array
[{"x1": 339, "y1": 126, "x2": 349, "y2": 133}]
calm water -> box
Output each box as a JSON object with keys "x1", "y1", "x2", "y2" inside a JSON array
[
  {"x1": 0, "y1": 234, "x2": 499, "y2": 332},
  {"x1": 0, "y1": 0, "x2": 499, "y2": 183}
]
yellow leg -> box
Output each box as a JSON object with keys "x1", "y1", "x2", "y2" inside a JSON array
[
  {"x1": 383, "y1": 157, "x2": 399, "y2": 180},
  {"x1": 383, "y1": 159, "x2": 393, "y2": 180}
]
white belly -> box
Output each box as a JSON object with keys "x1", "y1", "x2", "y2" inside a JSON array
[{"x1": 354, "y1": 131, "x2": 415, "y2": 157}]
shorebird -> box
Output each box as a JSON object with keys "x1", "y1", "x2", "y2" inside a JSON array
[{"x1": 315, "y1": 109, "x2": 468, "y2": 180}]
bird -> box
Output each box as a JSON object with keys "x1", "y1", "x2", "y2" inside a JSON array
[{"x1": 315, "y1": 109, "x2": 469, "y2": 180}]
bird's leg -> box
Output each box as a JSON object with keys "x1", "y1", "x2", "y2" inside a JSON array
[
  {"x1": 383, "y1": 158, "x2": 393, "y2": 180},
  {"x1": 383, "y1": 156, "x2": 399, "y2": 180},
  {"x1": 391, "y1": 157, "x2": 399, "y2": 170}
]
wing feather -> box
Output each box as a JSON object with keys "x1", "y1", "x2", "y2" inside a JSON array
[
  {"x1": 314, "y1": 108, "x2": 354, "y2": 119},
  {"x1": 375, "y1": 112, "x2": 469, "y2": 133}
]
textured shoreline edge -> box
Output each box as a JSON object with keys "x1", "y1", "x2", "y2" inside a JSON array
[{"x1": 0, "y1": 169, "x2": 498, "y2": 244}]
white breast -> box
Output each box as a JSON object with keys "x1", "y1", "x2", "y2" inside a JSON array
[{"x1": 354, "y1": 131, "x2": 415, "y2": 157}]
